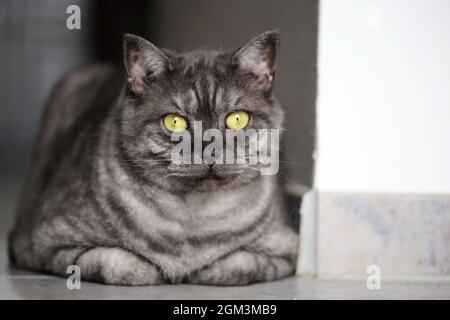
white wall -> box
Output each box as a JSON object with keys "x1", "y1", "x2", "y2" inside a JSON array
[{"x1": 315, "y1": 0, "x2": 450, "y2": 193}]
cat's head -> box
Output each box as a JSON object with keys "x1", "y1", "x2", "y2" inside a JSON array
[{"x1": 117, "y1": 31, "x2": 284, "y2": 193}]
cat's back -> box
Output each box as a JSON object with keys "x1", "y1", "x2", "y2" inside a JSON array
[
  {"x1": 15, "y1": 64, "x2": 123, "y2": 211},
  {"x1": 27, "y1": 64, "x2": 122, "y2": 191},
  {"x1": 13, "y1": 65, "x2": 122, "y2": 225},
  {"x1": 9, "y1": 65, "x2": 123, "y2": 267},
  {"x1": 37, "y1": 64, "x2": 122, "y2": 161}
]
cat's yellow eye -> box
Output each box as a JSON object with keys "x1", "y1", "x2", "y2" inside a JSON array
[
  {"x1": 225, "y1": 111, "x2": 249, "y2": 130},
  {"x1": 163, "y1": 114, "x2": 187, "y2": 133}
]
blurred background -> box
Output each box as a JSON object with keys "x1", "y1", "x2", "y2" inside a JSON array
[
  {"x1": 0, "y1": 0, "x2": 317, "y2": 184},
  {"x1": 0, "y1": 0, "x2": 449, "y2": 290}
]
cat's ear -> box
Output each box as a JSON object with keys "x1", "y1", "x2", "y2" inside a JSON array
[
  {"x1": 123, "y1": 33, "x2": 170, "y2": 95},
  {"x1": 232, "y1": 30, "x2": 280, "y2": 91}
]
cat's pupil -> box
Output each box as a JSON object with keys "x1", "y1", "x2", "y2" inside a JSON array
[{"x1": 236, "y1": 115, "x2": 240, "y2": 123}]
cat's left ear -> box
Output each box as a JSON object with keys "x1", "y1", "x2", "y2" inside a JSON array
[
  {"x1": 123, "y1": 33, "x2": 170, "y2": 95},
  {"x1": 232, "y1": 30, "x2": 280, "y2": 91}
]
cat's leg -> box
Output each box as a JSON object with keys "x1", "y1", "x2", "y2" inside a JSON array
[
  {"x1": 73, "y1": 247, "x2": 165, "y2": 285},
  {"x1": 187, "y1": 223, "x2": 299, "y2": 286},
  {"x1": 187, "y1": 250, "x2": 295, "y2": 286}
]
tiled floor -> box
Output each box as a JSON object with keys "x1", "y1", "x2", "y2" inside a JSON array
[{"x1": 1, "y1": 170, "x2": 449, "y2": 299}]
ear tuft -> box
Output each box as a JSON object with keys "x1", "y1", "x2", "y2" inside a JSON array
[
  {"x1": 232, "y1": 30, "x2": 280, "y2": 91},
  {"x1": 123, "y1": 33, "x2": 169, "y2": 95}
]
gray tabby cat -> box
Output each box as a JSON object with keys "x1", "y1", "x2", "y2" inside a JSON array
[{"x1": 9, "y1": 30, "x2": 298, "y2": 285}]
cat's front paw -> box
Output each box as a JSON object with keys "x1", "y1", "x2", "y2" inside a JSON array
[
  {"x1": 76, "y1": 247, "x2": 165, "y2": 285},
  {"x1": 187, "y1": 251, "x2": 294, "y2": 286}
]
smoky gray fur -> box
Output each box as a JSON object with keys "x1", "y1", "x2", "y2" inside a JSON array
[{"x1": 9, "y1": 30, "x2": 298, "y2": 285}]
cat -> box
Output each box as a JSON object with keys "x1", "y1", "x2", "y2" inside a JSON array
[{"x1": 8, "y1": 30, "x2": 299, "y2": 285}]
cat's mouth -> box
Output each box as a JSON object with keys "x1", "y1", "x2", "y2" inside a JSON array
[
  {"x1": 168, "y1": 163, "x2": 244, "y2": 177},
  {"x1": 167, "y1": 163, "x2": 247, "y2": 191}
]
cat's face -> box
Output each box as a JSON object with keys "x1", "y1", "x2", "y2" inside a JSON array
[{"x1": 117, "y1": 31, "x2": 283, "y2": 193}]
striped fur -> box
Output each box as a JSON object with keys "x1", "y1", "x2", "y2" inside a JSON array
[{"x1": 9, "y1": 31, "x2": 298, "y2": 285}]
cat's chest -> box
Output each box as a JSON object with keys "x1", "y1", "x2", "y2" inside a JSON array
[
  {"x1": 141, "y1": 203, "x2": 272, "y2": 280},
  {"x1": 158, "y1": 183, "x2": 272, "y2": 236},
  {"x1": 111, "y1": 176, "x2": 274, "y2": 278},
  {"x1": 149, "y1": 186, "x2": 274, "y2": 277}
]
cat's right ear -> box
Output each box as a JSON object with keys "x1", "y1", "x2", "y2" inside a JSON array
[{"x1": 123, "y1": 34, "x2": 170, "y2": 95}]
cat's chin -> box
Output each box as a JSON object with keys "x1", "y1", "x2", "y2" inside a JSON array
[
  {"x1": 164, "y1": 175, "x2": 229, "y2": 193},
  {"x1": 190, "y1": 176, "x2": 230, "y2": 193},
  {"x1": 156, "y1": 174, "x2": 251, "y2": 194}
]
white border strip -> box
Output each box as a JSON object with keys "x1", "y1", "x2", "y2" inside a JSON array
[{"x1": 296, "y1": 189, "x2": 318, "y2": 276}]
